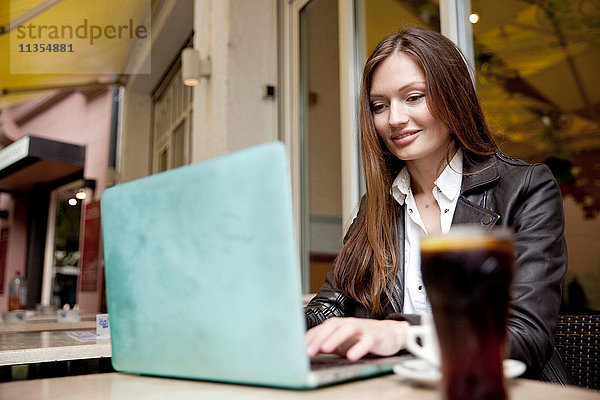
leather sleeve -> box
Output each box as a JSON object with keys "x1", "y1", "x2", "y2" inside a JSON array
[
  {"x1": 505, "y1": 163, "x2": 567, "y2": 376},
  {"x1": 304, "y1": 271, "x2": 355, "y2": 329},
  {"x1": 385, "y1": 313, "x2": 421, "y2": 325}
]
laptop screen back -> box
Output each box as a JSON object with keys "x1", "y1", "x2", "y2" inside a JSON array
[{"x1": 101, "y1": 142, "x2": 310, "y2": 387}]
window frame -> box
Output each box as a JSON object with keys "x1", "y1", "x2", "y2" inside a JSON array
[
  {"x1": 281, "y1": 0, "x2": 473, "y2": 292},
  {"x1": 151, "y1": 61, "x2": 194, "y2": 174}
]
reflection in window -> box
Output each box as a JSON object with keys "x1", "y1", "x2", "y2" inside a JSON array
[
  {"x1": 472, "y1": 0, "x2": 600, "y2": 218},
  {"x1": 471, "y1": 0, "x2": 600, "y2": 312},
  {"x1": 300, "y1": 0, "x2": 343, "y2": 292},
  {"x1": 364, "y1": 0, "x2": 440, "y2": 56},
  {"x1": 51, "y1": 184, "x2": 82, "y2": 308}
]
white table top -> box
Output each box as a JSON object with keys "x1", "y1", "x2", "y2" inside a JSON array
[
  {"x1": 0, "y1": 372, "x2": 598, "y2": 400},
  {"x1": 0, "y1": 329, "x2": 111, "y2": 366},
  {"x1": 0, "y1": 313, "x2": 97, "y2": 333}
]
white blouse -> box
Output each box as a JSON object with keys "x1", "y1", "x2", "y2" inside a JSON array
[{"x1": 390, "y1": 149, "x2": 463, "y2": 314}]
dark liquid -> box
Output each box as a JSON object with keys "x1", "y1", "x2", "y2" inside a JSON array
[{"x1": 421, "y1": 241, "x2": 513, "y2": 400}]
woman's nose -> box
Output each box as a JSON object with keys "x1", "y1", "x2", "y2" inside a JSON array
[{"x1": 389, "y1": 102, "x2": 409, "y2": 127}]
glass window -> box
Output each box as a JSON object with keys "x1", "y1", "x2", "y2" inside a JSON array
[
  {"x1": 151, "y1": 58, "x2": 194, "y2": 173},
  {"x1": 159, "y1": 148, "x2": 168, "y2": 173},
  {"x1": 471, "y1": 0, "x2": 600, "y2": 311},
  {"x1": 300, "y1": 0, "x2": 343, "y2": 293},
  {"x1": 172, "y1": 121, "x2": 186, "y2": 169},
  {"x1": 363, "y1": 0, "x2": 440, "y2": 57},
  {"x1": 43, "y1": 181, "x2": 84, "y2": 308}
]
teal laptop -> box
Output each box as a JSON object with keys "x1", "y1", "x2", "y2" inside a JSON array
[{"x1": 101, "y1": 141, "x2": 407, "y2": 389}]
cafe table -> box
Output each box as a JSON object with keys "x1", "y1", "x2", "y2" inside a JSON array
[
  {"x1": 0, "y1": 329, "x2": 111, "y2": 366},
  {"x1": 0, "y1": 313, "x2": 111, "y2": 366},
  {"x1": 0, "y1": 314, "x2": 96, "y2": 334},
  {"x1": 0, "y1": 313, "x2": 112, "y2": 381},
  {"x1": 0, "y1": 371, "x2": 598, "y2": 400}
]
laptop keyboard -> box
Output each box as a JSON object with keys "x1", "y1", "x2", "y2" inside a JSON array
[{"x1": 310, "y1": 354, "x2": 380, "y2": 370}]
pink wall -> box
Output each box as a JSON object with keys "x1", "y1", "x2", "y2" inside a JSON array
[
  {"x1": 0, "y1": 89, "x2": 113, "y2": 313},
  {"x1": 0, "y1": 194, "x2": 29, "y2": 310},
  {"x1": 16, "y1": 91, "x2": 112, "y2": 202}
]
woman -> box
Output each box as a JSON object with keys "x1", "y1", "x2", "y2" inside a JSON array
[{"x1": 304, "y1": 26, "x2": 569, "y2": 383}]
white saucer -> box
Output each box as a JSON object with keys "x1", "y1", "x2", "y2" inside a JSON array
[{"x1": 393, "y1": 358, "x2": 527, "y2": 386}]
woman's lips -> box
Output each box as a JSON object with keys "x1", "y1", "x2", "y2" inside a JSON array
[{"x1": 391, "y1": 129, "x2": 421, "y2": 144}]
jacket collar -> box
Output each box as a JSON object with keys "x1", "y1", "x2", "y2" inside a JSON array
[
  {"x1": 388, "y1": 152, "x2": 501, "y2": 313},
  {"x1": 453, "y1": 152, "x2": 501, "y2": 228},
  {"x1": 460, "y1": 152, "x2": 500, "y2": 195}
]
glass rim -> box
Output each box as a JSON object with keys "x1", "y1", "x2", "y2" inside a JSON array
[{"x1": 420, "y1": 224, "x2": 514, "y2": 252}]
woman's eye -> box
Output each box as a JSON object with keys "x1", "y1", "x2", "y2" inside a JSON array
[
  {"x1": 371, "y1": 103, "x2": 387, "y2": 113},
  {"x1": 407, "y1": 94, "x2": 424, "y2": 102}
]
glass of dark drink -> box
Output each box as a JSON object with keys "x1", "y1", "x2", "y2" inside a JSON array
[{"x1": 420, "y1": 226, "x2": 514, "y2": 400}]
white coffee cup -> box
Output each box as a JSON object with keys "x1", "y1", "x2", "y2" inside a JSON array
[{"x1": 405, "y1": 313, "x2": 441, "y2": 367}]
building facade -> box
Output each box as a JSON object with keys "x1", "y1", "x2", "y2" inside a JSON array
[
  {"x1": 0, "y1": 89, "x2": 114, "y2": 313},
  {"x1": 0, "y1": 0, "x2": 598, "y2": 313}
]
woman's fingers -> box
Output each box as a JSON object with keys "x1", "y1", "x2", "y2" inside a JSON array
[
  {"x1": 305, "y1": 317, "x2": 345, "y2": 356},
  {"x1": 305, "y1": 318, "x2": 409, "y2": 360},
  {"x1": 345, "y1": 334, "x2": 376, "y2": 361},
  {"x1": 319, "y1": 319, "x2": 361, "y2": 353}
]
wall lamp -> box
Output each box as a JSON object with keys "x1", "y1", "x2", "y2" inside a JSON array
[
  {"x1": 181, "y1": 48, "x2": 211, "y2": 87},
  {"x1": 68, "y1": 179, "x2": 97, "y2": 206}
]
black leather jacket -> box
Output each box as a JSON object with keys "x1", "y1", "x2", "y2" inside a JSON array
[{"x1": 305, "y1": 151, "x2": 569, "y2": 382}]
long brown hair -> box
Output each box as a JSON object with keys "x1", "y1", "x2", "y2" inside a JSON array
[{"x1": 333, "y1": 27, "x2": 498, "y2": 314}]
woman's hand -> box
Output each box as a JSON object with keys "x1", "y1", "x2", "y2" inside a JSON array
[{"x1": 305, "y1": 317, "x2": 409, "y2": 361}]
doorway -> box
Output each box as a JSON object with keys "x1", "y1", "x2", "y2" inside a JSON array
[{"x1": 41, "y1": 181, "x2": 84, "y2": 308}]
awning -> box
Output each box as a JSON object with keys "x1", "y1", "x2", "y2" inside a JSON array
[
  {"x1": 0, "y1": 135, "x2": 85, "y2": 192},
  {"x1": 0, "y1": 0, "x2": 151, "y2": 109}
]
